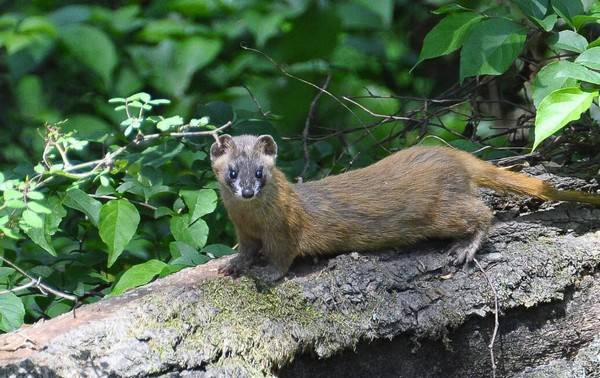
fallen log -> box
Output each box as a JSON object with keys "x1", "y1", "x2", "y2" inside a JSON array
[{"x1": 0, "y1": 168, "x2": 599, "y2": 377}]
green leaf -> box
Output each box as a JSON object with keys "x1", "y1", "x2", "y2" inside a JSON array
[
  {"x1": 5, "y1": 200, "x2": 26, "y2": 209},
  {"x1": 180, "y1": 189, "x2": 217, "y2": 223},
  {"x1": 532, "y1": 14, "x2": 558, "y2": 31},
  {"x1": 572, "y1": 14, "x2": 600, "y2": 30},
  {"x1": 26, "y1": 191, "x2": 44, "y2": 200},
  {"x1": 110, "y1": 259, "x2": 168, "y2": 296},
  {"x1": 170, "y1": 214, "x2": 209, "y2": 249},
  {"x1": 415, "y1": 12, "x2": 483, "y2": 68},
  {"x1": 60, "y1": 24, "x2": 117, "y2": 86},
  {"x1": 514, "y1": 0, "x2": 549, "y2": 20},
  {"x1": 575, "y1": 47, "x2": 600, "y2": 70},
  {"x1": 547, "y1": 30, "x2": 588, "y2": 53},
  {"x1": 156, "y1": 115, "x2": 184, "y2": 131},
  {"x1": 0, "y1": 292, "x2": 25, "y2": 332},
  {"x1": 23, "y1": 196, "x2": 66, "y2": 256},
  {"x1": 64, "y1": 188, "x2": 102, "y2": 226},
  {"x1": 27, "y1": 201, "x2": 52, "y2": 214},
  {"x1": 533, "y1": 87, "x2": 597, "y2": 150},
  {"x1": 203, "y1": 244, "x2": 236, "y2": 258},
  {"x1": 169, "y1": 241, "x2": 209, "y2": 266},
  {"x1": 531, "y1": 61, "x2": 578, "y2": 107},
  {"x1": 550, "y1": 0, "x2": 584, "y2": 27},
  {"x1": 551, "y1": 61, "x2": 600, "y2": 85},
  {"x1": 3, "y1": 189, "x2": 22, "y2": 201},
  {"x1": 129, "y1": 37, "x2": 222, "y2": 97},
  {"x1": 22, "y1": 209, "x2": 43, "y2": 228},
  {"x1": 459, "y1": 18, "x2": 527, "y2": 82},
  {"x1": 99, "y1": 199, "x2": 140, "y2": 267}
]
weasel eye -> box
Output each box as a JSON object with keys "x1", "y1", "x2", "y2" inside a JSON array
[
  {"x1": 228, "y1": 168, "x2": 238, "y2": 180},
  {"x1": 255, "y1": 168, "x2": 263, "y2": 179}
]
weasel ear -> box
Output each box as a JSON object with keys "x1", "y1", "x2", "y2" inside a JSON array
[
  {"x1": 210, "y1": 134, "x2": 234, "y2": 161},
  {"x1": 256, "y1": 135, "x2": 277, "y2": 157}
]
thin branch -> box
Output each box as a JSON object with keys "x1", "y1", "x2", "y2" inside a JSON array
[
  {"x1": 474, "y1": 258, "x2": 500, "y2": 378},
  {"x1": 341, "y1": 96, "x2": 412, "y2": 121},
  {"x1": 33, "y1": 121, "x2": 232, "y2": 189},
  {"x1": 0, "y1": 255, "x2": 77, "y2": 302},
  {"x1": 242, "y1": 85, "x2": 270, "y2": 117},
  {"x1": 300, "y1": 74, "x2": 331, "y2": 180}
]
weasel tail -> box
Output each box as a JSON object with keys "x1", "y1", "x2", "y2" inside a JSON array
[{"x1": 464, "y1": 154, "x2": 600, "y2": 205}]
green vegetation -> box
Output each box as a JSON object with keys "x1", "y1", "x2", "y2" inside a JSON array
[{"x1": 0, "y1": 0, "x2": 598, "y2": 331}]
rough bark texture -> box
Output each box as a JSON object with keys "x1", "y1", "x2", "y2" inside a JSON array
[{"x1": 0, "y1": 166, "x2": 599, "y2": 377}]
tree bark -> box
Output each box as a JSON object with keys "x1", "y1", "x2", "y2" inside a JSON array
[{"x1": 0, "y1": 169, "x2": 599, "y2": 378}]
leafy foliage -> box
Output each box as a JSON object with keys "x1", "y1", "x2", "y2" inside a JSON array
[{"x1": 418, "y1": 0, "x2": 600, "y2": 149}]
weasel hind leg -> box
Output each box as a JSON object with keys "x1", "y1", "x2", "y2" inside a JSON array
[
  {"x1": 445, "y1": 197, "x2": 492, "y2": 265},
  {"x1": 448, "y1": 229, "x2": 487, "y2": 265}
]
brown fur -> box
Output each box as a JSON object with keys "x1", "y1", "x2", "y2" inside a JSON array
[{"x1": 210, "y1": 135, "x2": 600, "y2": 280}]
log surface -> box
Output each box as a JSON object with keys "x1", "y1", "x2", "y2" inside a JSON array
[{"x1": 1, "y1": 167, "x2": 599, "y2": 377}]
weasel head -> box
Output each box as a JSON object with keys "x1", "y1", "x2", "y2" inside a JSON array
[{"x1": 210, "y1": 134, "x2": 278, "y2": 201}]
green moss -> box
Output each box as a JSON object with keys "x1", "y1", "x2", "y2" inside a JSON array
[{"x1": 136, "y1": 276, "x2": 326, "y2": 374}]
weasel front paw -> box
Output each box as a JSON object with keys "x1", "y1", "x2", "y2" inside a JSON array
[{"x1": 218, "y1": 256, "x2": 247, "y2": 277}]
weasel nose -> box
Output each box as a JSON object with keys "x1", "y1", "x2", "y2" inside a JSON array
[{"x1": 241, "y1": 188, "x2": 255, "y2": 199}]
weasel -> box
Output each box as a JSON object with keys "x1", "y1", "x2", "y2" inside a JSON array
[{"x1": 210, "y1": 134, "x2": 600, "y2": 280}]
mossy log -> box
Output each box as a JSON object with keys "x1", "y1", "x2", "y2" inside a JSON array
[{"x1": 0, "y1": 168, "x2": 599, "y2": 377}]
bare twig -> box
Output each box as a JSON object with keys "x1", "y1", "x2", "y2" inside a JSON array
[
  {"x1": 300, "y1": 74, "x2": 331, "y2": 180},
  {"x1": 474, "y1": 258, "x2": 500, "y2": 378},
  {"x1": 0, "y1": 255, "x2": 77, "y2": 302},
  {"x1": 242, "y1": 85, "x2": 270, "y2": 117},
  {"x1": 341, "y1": 96, "x2": 412, "y2": 121}
]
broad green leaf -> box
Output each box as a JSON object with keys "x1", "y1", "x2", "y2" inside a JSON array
[
  {"x1": 514, "y1": 0, "x2": 549, "y2": 20},
  {"x1": 180, "y1": 189, "x2": 217, "y2": 223},
  {"x1": 533, "y1": 87, "x2": 597, "y2": 150},
  {"x1": 572, "y1": 14, "x2": 600, "y2": 30},
  {"x1": 23, "y1": 196, "x2": 66, "y2": 256},
  {"x1": 64, "y1": 188, "x2": 102, "y2": 226},
  {"x1": 169, "y1": 241, "x2": 209, "y2": 266},
  {"x1": 203, "y1": 244, "x2": 236, "y2": 258},
  {"x1": 575, "y1": 47, "x2": 600, "y2": 70},
  {"x1": 550, "y1": 0, "x2": 584, "y2": 27},
  {"x1": 27, "y1": 201, "x2": 51, "y2": 214},
  {"x1": 22, "y1": 209, "x2": 43, "y2": 228},
  {"x1": 110, "y1": 259, "x2": 168, "y2": 296},
  {"x1": 128, "y1": 37, "x2": 221, "y2": 97},
  {"x1": 459, "y1": 18, "x2": 527, "y2": 82},
  {"x1": 99, "y1": 199, "x2": 140, "y2": 267},
  {"x1": 26, "y1": 191, "x2": 44, "y2": 200},
  {"x1": 5, "y1": 200, "x2": 25, "y2": 209},
  {"x1": 415, "y1": 12, "x2": 483, "y2": 68},
  {"x1": 170, "y1": 214, "x2": 209, "y2": 249},
  {"x1": 551, "y1": 61, "x2": 600, "y2": 85},
  {"x1": 60, "y1": 24, "x2": 117, "y2": 86},
  {"x1": 0, "y1": 292, "x2": 25, "y2": 332},
  {"x1": 531, "y1": 14, "x2": 557, "y2": 31},
  {"x1": 3, "y1": 190, "x2": 22, "y2": 201},
  {"x1": 547, "y1": 30, "x2": 588, "y2": 53},
  {"x1": 531, "y1": 61, "x2": 578, "y2": 107}
]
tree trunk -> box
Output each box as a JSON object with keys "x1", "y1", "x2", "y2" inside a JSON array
[{"x1": 1, "y1": 169, "x2": 599, "y2": 378}]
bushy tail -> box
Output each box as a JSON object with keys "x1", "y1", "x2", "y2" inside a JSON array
[{"x1": 463, "y1": 154, "x2": 600, "y2": 206}]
